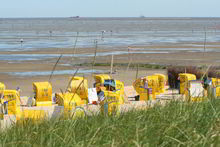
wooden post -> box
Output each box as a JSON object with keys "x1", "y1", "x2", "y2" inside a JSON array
[
  {"x1": 73, "y1": 32, "x2": 79, "y2": 56},
  {"x1": 135, "y1": 64, "x2": 139, "y2": 79},
  {"x1": 110, "y1": 54, "x2": 114, "y2": 74},
  {"x1": 20, "y1": 39, "x2": 23, "y2": 48},
  {"x1": 92, "y1": 40, "x2": 98, "y2": 72},
  {"x1": 126, "y1": 46, "x2": 132, "y2": 72},
  {"x1": 203, "y1": 28, "x2": 207, "y2": 58}
]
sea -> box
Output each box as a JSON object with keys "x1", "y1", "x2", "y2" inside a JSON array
[{"x1": 0, "y1": 17, "x2": 220, "y2": 52}]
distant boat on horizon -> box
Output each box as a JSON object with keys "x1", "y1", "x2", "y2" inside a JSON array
[{"x1": 69, "y1": 16, "x2": 80, "y2": 19}]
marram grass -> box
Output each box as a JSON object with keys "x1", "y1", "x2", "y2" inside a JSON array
[{"x1": 0, "y1": 99, "x2": 219, "y2": 147}]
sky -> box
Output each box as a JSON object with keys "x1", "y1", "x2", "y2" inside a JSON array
[{"x1": 0, "y1": 0, "x2": 220, "y2": 18}]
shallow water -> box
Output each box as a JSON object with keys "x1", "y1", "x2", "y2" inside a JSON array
[
  {"x1": 1, "y1": 17, "x2": 220, "y2": 52},
  {"x1": 3, "y1": 69, "x2": 106, "y2": 76},
  {"x1": 0, "y1": 31, "x2": 219, "y2": 51},
  {"x1": 0, "y1": 51, "x2": 171, "y2": 61}
]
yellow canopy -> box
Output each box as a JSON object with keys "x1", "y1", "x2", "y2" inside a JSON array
[
  {"x1": 0, "y1": 82, "x2": 5, "y2": 94},
  {"x1": 33, "y1": 82, "x2": 52, "y2": 102},
  {"x1": 56, "y1": 92, "x2": 85, "y2": 115},
  {"x1": 94, "y1": 74, "x2": 111, "y2": 84},
  {"x1": 179, "y1": 73, "x2": 196, "y2": 82},
  {"x1": 3, "y1": 90, "x2": 20, "y2": 115},
  {"x1": 68, "y1": 76, "x2": 88, "y2": 100}
]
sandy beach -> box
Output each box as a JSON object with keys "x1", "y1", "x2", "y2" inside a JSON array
[
  {"x1": 1, "y1": 43, "x2": 220, "y2": 96},
  {"x1": 1, "y1": 17, "x2": 220, "y2": 96},
  {"x1": 1, "y1": 46, "x2": 220, "y2": 96}
]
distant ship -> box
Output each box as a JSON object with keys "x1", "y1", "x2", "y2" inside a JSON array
[{"x1": 70, "y1": 16, "x2": 80, "y2": 19}]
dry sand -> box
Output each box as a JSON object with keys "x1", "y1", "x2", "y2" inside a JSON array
[{"x1": 0, "y1": 68, "x2": 167, "y2": 96}]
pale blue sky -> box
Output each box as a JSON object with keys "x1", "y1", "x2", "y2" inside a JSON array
[{"x1": 0, "y1": 0, "x2": 219, "y2": 18}]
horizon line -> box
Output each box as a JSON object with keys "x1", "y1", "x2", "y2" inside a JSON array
[{"x1": 1, "y1": 16, "x2": 220, "y2": 19}]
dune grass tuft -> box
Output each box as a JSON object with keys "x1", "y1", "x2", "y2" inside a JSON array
[{"x1": 0, "y1": 99, "x2": 219, "y2": 146}]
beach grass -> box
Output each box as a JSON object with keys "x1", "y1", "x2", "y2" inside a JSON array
[{"x1": 0, "y1": 99, "x2": 219, "y2": 146}]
